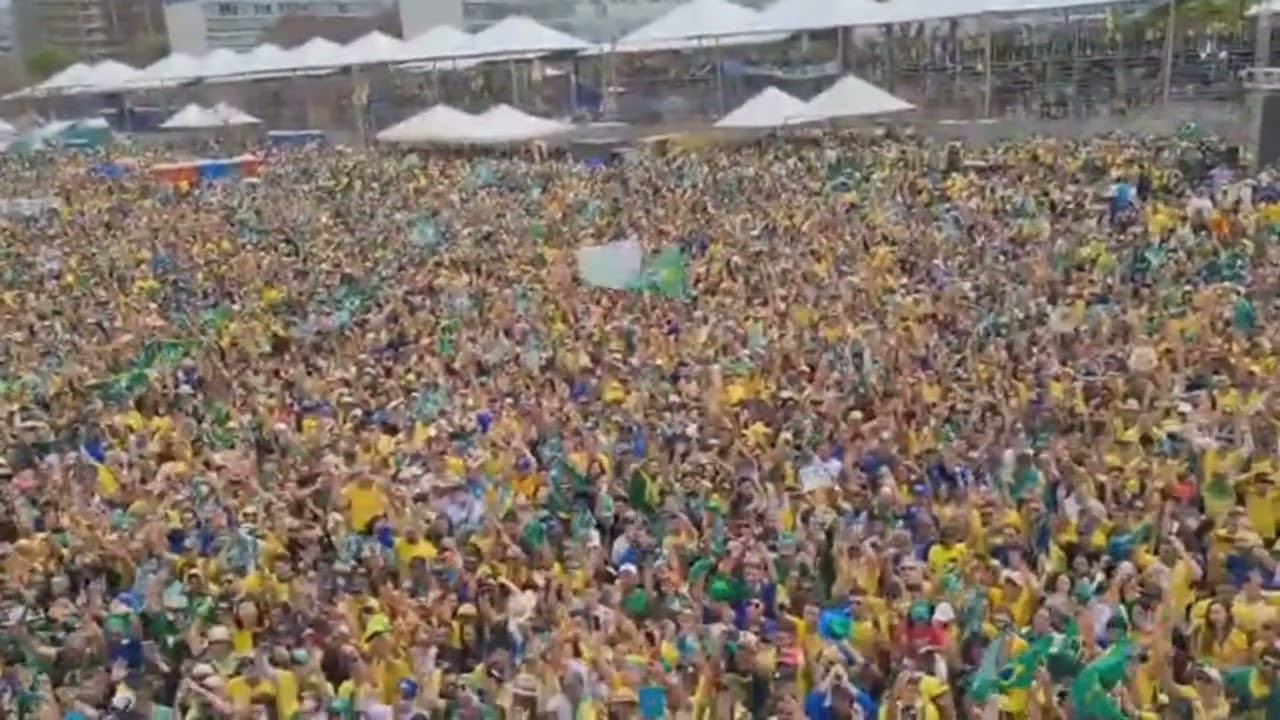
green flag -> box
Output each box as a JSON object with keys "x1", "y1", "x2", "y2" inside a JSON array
[
  {"x1": 630, "y1": 245, "x2": 688, "y2": 299},
  {"x1": 1000, "y1": 633, "x2": 1052, "y2": 691},
  {"x1": 627, "y1": 466, "x2": 659, "y2": 515},
  {"x1": 1068, "y1": 640, "x2": 1133, "y2": 720},
  {"x1": 970, "y1": 632, "x2": 1009, "y2": 703}
]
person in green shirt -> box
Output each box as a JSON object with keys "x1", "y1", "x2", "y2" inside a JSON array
[{"x1": 1222, "y1": 645, "x2": 1280, "y2": 720}]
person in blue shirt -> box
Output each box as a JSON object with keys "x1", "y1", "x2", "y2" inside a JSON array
[{"x1": 805, "y1": 665, "x2": 877, "y2": 720}]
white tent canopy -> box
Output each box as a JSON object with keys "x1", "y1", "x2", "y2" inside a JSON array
[
  {"x1": 341, "y1": 31, "x2": 404, "y2": 66},
  {"x1": 160, "y1": 103, "x2": 221, "y2": 129},
  {"x1": 0, "y1": 119, "x2": 16, "y2": 136},
  {"x1": 162, "y1": 102, "x2": 261, "y2": 129},
  {"x1": 799, "y1": 75, "x2": 914, "y2": 121},
  {"x1": 376, "y1": 104, "x2": 479, "y2": 143},
  {"x1": 288, "y1": 37, "x2": 345, "y2": 72},
  {"x1": 614, "y1": 0, "x2": 789, "y2": 53},
  {"x1": 36, "y1": 63, "x2": 95, "y2": 93},
  {"x1": 395, "y1": 25, "x2": 475, "y2": 64},
  {"x1": 195, "y1": 48, "x2": 248, "y2": 81},
  {"x1": 212, "y1": 102, "x2": 262, "y2": 126},
  {"x1": 224, "y1": 43, "x2": 295, "y2": 79},
  {"x1": 129, "y1": 53, "x2": 201, "y2": 89},
  {"x1": 460, "y1": 16, "x2": 592, "y2": 59},
  {"x1": 85, "y1": 60, "x2": 143, "y2": 92},
  {"x1": 715, "y1": 86, "x2": 807, "y2": 128},
  {"x1": 467, "y1": 104, "x2": 571, "y2": 143}
]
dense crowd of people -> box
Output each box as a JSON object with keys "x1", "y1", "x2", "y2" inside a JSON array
[{"x1": 0, "y1": 129, "x2": 1277, "y2": 720}]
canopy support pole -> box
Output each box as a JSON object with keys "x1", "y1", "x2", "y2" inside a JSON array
[
  {"x1": 982, "y1": 22, "x2": 993, "y2": 118},
  {"x1": 1161, "y1": 0, "x2": 1177, "y2": 104},
  {"x1": 1251, "y1": 10, "x2": 1273, "y2": 170},
  {"x1": 604, "y1": 49, "x2": 617, "y2": 120},
  {"x1": 714, "y1": 40, "x2": 725, "y2": 117},
  {"x1": 509, "y1": 59, "x2": 520, "y2": 106}
]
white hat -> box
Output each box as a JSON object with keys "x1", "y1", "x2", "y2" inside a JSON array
[{"x1": 933, "y1": 602, "x2": 956, "y2": 623}]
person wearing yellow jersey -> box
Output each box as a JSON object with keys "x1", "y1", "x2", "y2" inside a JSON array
[
  {"x1": 878, "y1": 672, "x2": 941, "y2": 720},
  {"x1": 225, "y1": 656, "x2": 277, "y2": 712},
  {"x1": 926, "y1": 525, "x2": 968, "y2": 577},
  {"x1": 1234, "y1": 571, "x2": 1279, "y2": 634},
  {"x1": 363, "y1": 615, "x2": 414, "y2": 705},
  {"x1": 1162, "y1": 663, "x2": 1231, "y2": 720},
  {"x1": 339, "y1": 471, "x2": 387, "y2": 533},
  {"x1": 394, "y1": 525, "x2": 437, "y2": 575},
  {"x1": 1191, "y1": 600, "x2": 1251, "y2": 666}
]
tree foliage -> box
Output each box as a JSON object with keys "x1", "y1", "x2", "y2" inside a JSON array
[{"x1": 24, "y1": 46, "x2": 77, "y2": 81}]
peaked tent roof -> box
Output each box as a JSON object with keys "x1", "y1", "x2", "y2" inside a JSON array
[
  {"x1": 287, "y1": 37, "x2": 346, "y2": 71},
  {"x1": 212, "y1": 102, "x2": 262, "y2": 126},
  {"x1": 376, "y1": 104, "x2": 478, "y2": 143},
  {"x1": 161, "y1": 103, "x2": 221, "y2": 129},
  {"x1": 341, "y1": 30, "x2": 405, "y2": 65},
  {"x1": 36, "y1": 62, "x2": 95, "y2": 92},
  {"x1": 84, "y1": 60, "x2": 143, "y2": 92},
  {"x1": 740, "y1": 0, "x2": 893, "y2": 34},
  {"x1": 799, "y1": 75, "x2": 914, "y2": 121},
  {"x1": 395, "y1": 24, "x2": 473, "y2": 63},
  {"x1": 714, "y1": 86, "x2": 807, "y2": 128},
  {"x1": 469, "y1": 103, "x2": 572, "y2": 143},
  {"x1": 130, "y1": 53, "x2": 202, "y2": 89},
  {"x1": 195, "y1": 48, "x2": 248, "y2": 80},
  {"x1": 614, "y1": 0, "x2": 789, "y2": 53},
  {"x1": 219, "y1": 43, "x2": 294, "y2": 79},
  {"x1": 461, "y1": 16, "x2": 592, "y2": 59}
]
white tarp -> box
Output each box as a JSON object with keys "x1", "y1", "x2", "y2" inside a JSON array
[
  {"x1": 129, "y1": 53, "x2": 201, "y2": 89},
  {"x1": 341, "y1": 31, "x2": 404, "y2": 66},
  {"x1": 376, "y1": 104, "x2": 478, "y2": 144},
  {"x1": 460, "y1": 16, "x2": 592, "y2": 59},
  {"x1": 798, "y1": 75, "x2": 914, "y2": 121},
  {"x1": 160, "y1": 104, "x2": 221, "y2": 129},
  {"x1": 715, "y1": 86, "x2": 807, "y2": 128},
  {"x1": 466, "y1": 104, "x2": 572, "y2": 144},
  {"x1": 613, "y1": 0, "x2": 789, "y2": 53}
]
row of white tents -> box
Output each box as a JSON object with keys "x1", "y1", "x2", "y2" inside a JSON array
[
  {"x1": 160, "y1": 102, "x2": 262, "y2": 130},
  {"x1": 8, "y1": 0, "x2": 1225, "y2": 100},
  {"x1": 378, "y1": 73, "x2": 912, "y2": 144}
]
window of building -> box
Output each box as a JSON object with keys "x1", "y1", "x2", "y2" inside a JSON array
[
  {"x1": 335, "y1": 2, "x2": 349, "y2": 12},
  {"x1": 254, "y1": 3, "x2": 272, "y2": 13},
  {"x1": 216, "y1": 2, "x2": 238, "y2": 14}
]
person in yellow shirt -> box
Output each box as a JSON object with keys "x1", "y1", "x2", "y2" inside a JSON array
[
  {"x1": 878, "y1": 672, "x2": 941, "y2": 720},
  {"x1": 1192, "y1": 600, "x2": 1252, "y2": 666},
  {"x1": 1163, "y1": 664, "x2": 1231, "y2": 720},
  {"x1": 339, "y1": 472, "x2": 387, "y2": 533},
  {"x1": 394, "y1": 525, "x2": 437, "y2": 575},
  {"x1": 225, "y1": 656, "x2": 277, "y2": 712}
]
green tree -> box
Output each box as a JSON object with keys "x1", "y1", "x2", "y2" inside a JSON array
[{"x1": 24, "y1": 46, "x2": 77, "y2": 81}]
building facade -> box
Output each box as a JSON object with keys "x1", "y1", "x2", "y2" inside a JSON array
[
  {"x1": 165, "y1": 0, "x2": 389, "y2": 54},
  {"x1": 30, "y1": 0, "x2": 164, "y2": 60}
]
